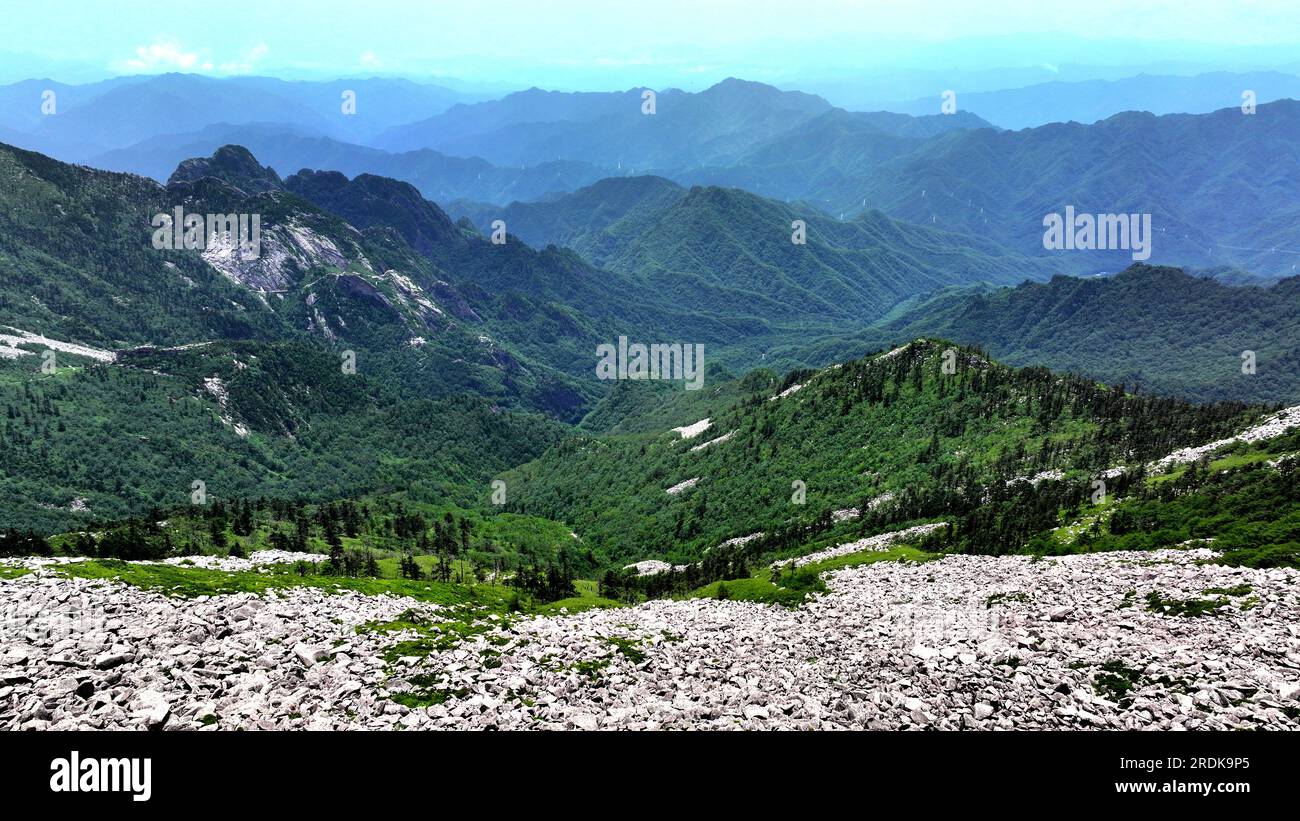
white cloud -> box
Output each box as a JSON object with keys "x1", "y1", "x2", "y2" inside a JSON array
[
  {"x1": 116, "y1": 40, "x2": 267, "y2": 75},
  {"x1": 122, "y1": 40, "x2": 202, "y2": 71},
  {"x1": 359, "y1": 51, "x2": 382, "y2": 69}
]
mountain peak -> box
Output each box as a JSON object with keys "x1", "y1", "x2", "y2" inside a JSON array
[{"x1": 167, "y1": 145, "x2": 283, "y2": 194}]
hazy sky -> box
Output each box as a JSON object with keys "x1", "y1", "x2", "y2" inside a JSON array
[{"x1": 5, "y1": 0, "x2": 1300, "y2": 90}]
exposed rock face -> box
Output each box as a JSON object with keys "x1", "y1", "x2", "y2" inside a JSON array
[
  {"x1": 665, "y1": 477, "x2": 700, "y2": 495},
  {"x1": 335, "y1": 274, "x2": 399, "y2": 317},
  {"x1": 202, "y1": 220, "x2": 348, "y2": 292},
  {"x1": 167, "y1": 146, "x2": 285, "y2": 195},
  {"x1": 0, "y1": 326, "x2": 116, "y2": 363},
  {"x1": 430, "y1": 281, "x2": 482, "y2": 322},
  {"x1": 2, "y1": 548, "x2": 1297, "y2": 730}
]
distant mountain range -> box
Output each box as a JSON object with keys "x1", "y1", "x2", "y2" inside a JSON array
[
  {"x1": 0, "y1": 139, "x2": 1054, "y2": 423},
  {"x1": 0, "y1": 73, "x2": 480, "y2": 161},
  {"x1": 88, "y1": 123, "x2": 612, "y2": 205},
  {"x1": 87, "y1": 97, "x2": 1300, "y2": 282},
  {"x1": 888, "y1": 71, "x2": 1300, "y2": 129},
  {"x1": 7, "y1": 76, "x2": 993, "y2": 210},
  {"x1": 450, "y1": 175, "x2": 1054, "y2": 325},
  {"x1": 9, "y1": 71, "x2": 1300, "y2": 286},
  {"x1": 0, "y1": 141, "x2": 611, "y2": 420},
  {"x1": 848, "y1": 100, "x2": 1300, "y2": 276},
  {"x1": 371, "y1": 78, "x2": 835, "y2": 167}
]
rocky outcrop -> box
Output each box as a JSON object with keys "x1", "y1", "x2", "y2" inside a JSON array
[{"x1": 167, "y1": 146, "x2": 284, "y2": 195}]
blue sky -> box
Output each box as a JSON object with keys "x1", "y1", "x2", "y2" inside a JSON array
[{"x1": 4, "y1": 0, "x2": 1300, "y2": 90}]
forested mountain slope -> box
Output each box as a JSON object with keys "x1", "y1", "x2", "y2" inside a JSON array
[
  {"x1": 500, "y1": 340, "x2": 1261, "y2": 565},
  {"x1": 453, "y1": 179, "x2": 1055, "y2": 325},
  {"x1": 778, "y1": 265, "x2": 1300, "y2": 405}
]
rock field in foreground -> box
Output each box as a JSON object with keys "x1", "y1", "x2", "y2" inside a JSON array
[{"x1": 1, "y1": 549, "x2": 1298, "y2": 730}]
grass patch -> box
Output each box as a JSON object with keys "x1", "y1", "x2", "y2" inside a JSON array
[
  {"x1": 365, "y1": 605, "x2": 522, "y2": 707},
  {"x1": 1092, "y1": 660, "x2": 1144, "y2": 705},
  {"x1": 1202, "y1": 584, "x2": 1252, "y2": 597},
  {"x1": 532, "y1": 595, "x2": 623, "y2": 616},
  {"x1": 54, "y1": 559, "x2": 514, "y2": 608},
  {"x1": 1149, "y1": 451, "x2": 1276, "y2": 486},
  {"x1": 682, "y1": 546, "x2": 932, "y2": 607},
  {"x1": 531, "y1": 578, "x2": 623, "y2": 615},
  {"x1": 799, "y1": 545, "x2": 935, "y2": 575},
  {"x1": 985, "y1": 591, "x2": 1031, "y2": 608},
  {"x1": 1144, "y1": 590, "x2": 1229, "y2": 618},
  {"x1": 688, "y1": 577, "x2": 809, "y2": 606},
  {"x1": 0, "y1": 566, "x2": 32, "y2": 580},
  {"x1": 570, "y1": 658, "x2": 612, "y2": 681},
  {"x1": 1085, "y1": 659, "x2": 1195, "y2": 708},
  {"x1": 604, "y1": 636, "x2": 647, "y2": 664}
]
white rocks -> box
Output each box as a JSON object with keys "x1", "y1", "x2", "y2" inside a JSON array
[
  {"x1": 623, "y1": 560, "x2": 673, "y2": 577},
  {"x1": 0, "y1": 571, "x2": 442, "y2": 731},
  {"x1": 155, "y1": 551, "x2": 329, "y2": 572},
  {"x1": 0, "y1": 326, "x2": 116, "y2": 363},
  {"x1": 93, "y1": 651, "x2": 129, "y2": 670},
  {"x1": 670, "y1": 419, "x2": 711, "y2": 439},
  {"x1": 293, "y1": 643, "x2": 329, "y2": 667},
  {"x1": 771, "y1": 523, "x2": 945, "y2": 570},
  {"x1": 4, "y1": 542, "x2": 1299, "y2": 732},
  {"x1": 690, "y1": 431, "x2": 735, "y2": 452},
  {"x1": 832, "y1": 492, "x2": 896, "y2": 522},
  {"x1": 1008, "y1": 469, "x2": 1065, "y2": 487},
  {"x1": 665, "y1": 478, "x2": 700, "y2": 495},
  {"x1": 711, "y1": 533, "x2": 765, "y2": 551},
  {"x1": 1, "y1": 550, "x2": 327, "y2": 574},
  {"x1": 1149, "y1": 405, "x2": 1300, "y2": 472},
  {"x1": 376, "y1": 548, "x2": 1300, "y2": 731},
  {"x1": 132, "y1": 690, "x2": 170, "y2": 729},
  {"x1": 770, "y1": 382, "x2": 806, "y2": 401}
]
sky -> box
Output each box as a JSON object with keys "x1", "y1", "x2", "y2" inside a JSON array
[{"x1": 3, "y1": 0, "x2": 1300, "y2": 91}]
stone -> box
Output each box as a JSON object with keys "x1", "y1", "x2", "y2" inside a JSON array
[
  {"x1": 94, "y1": 652, "x2": 129, "y2": 670},
  {"x1": 133, "y1": 690, "x2": 170, "y2": 729},
  {"x1": 293, "y1": 643, "x2": 328, "y2": 667}
]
